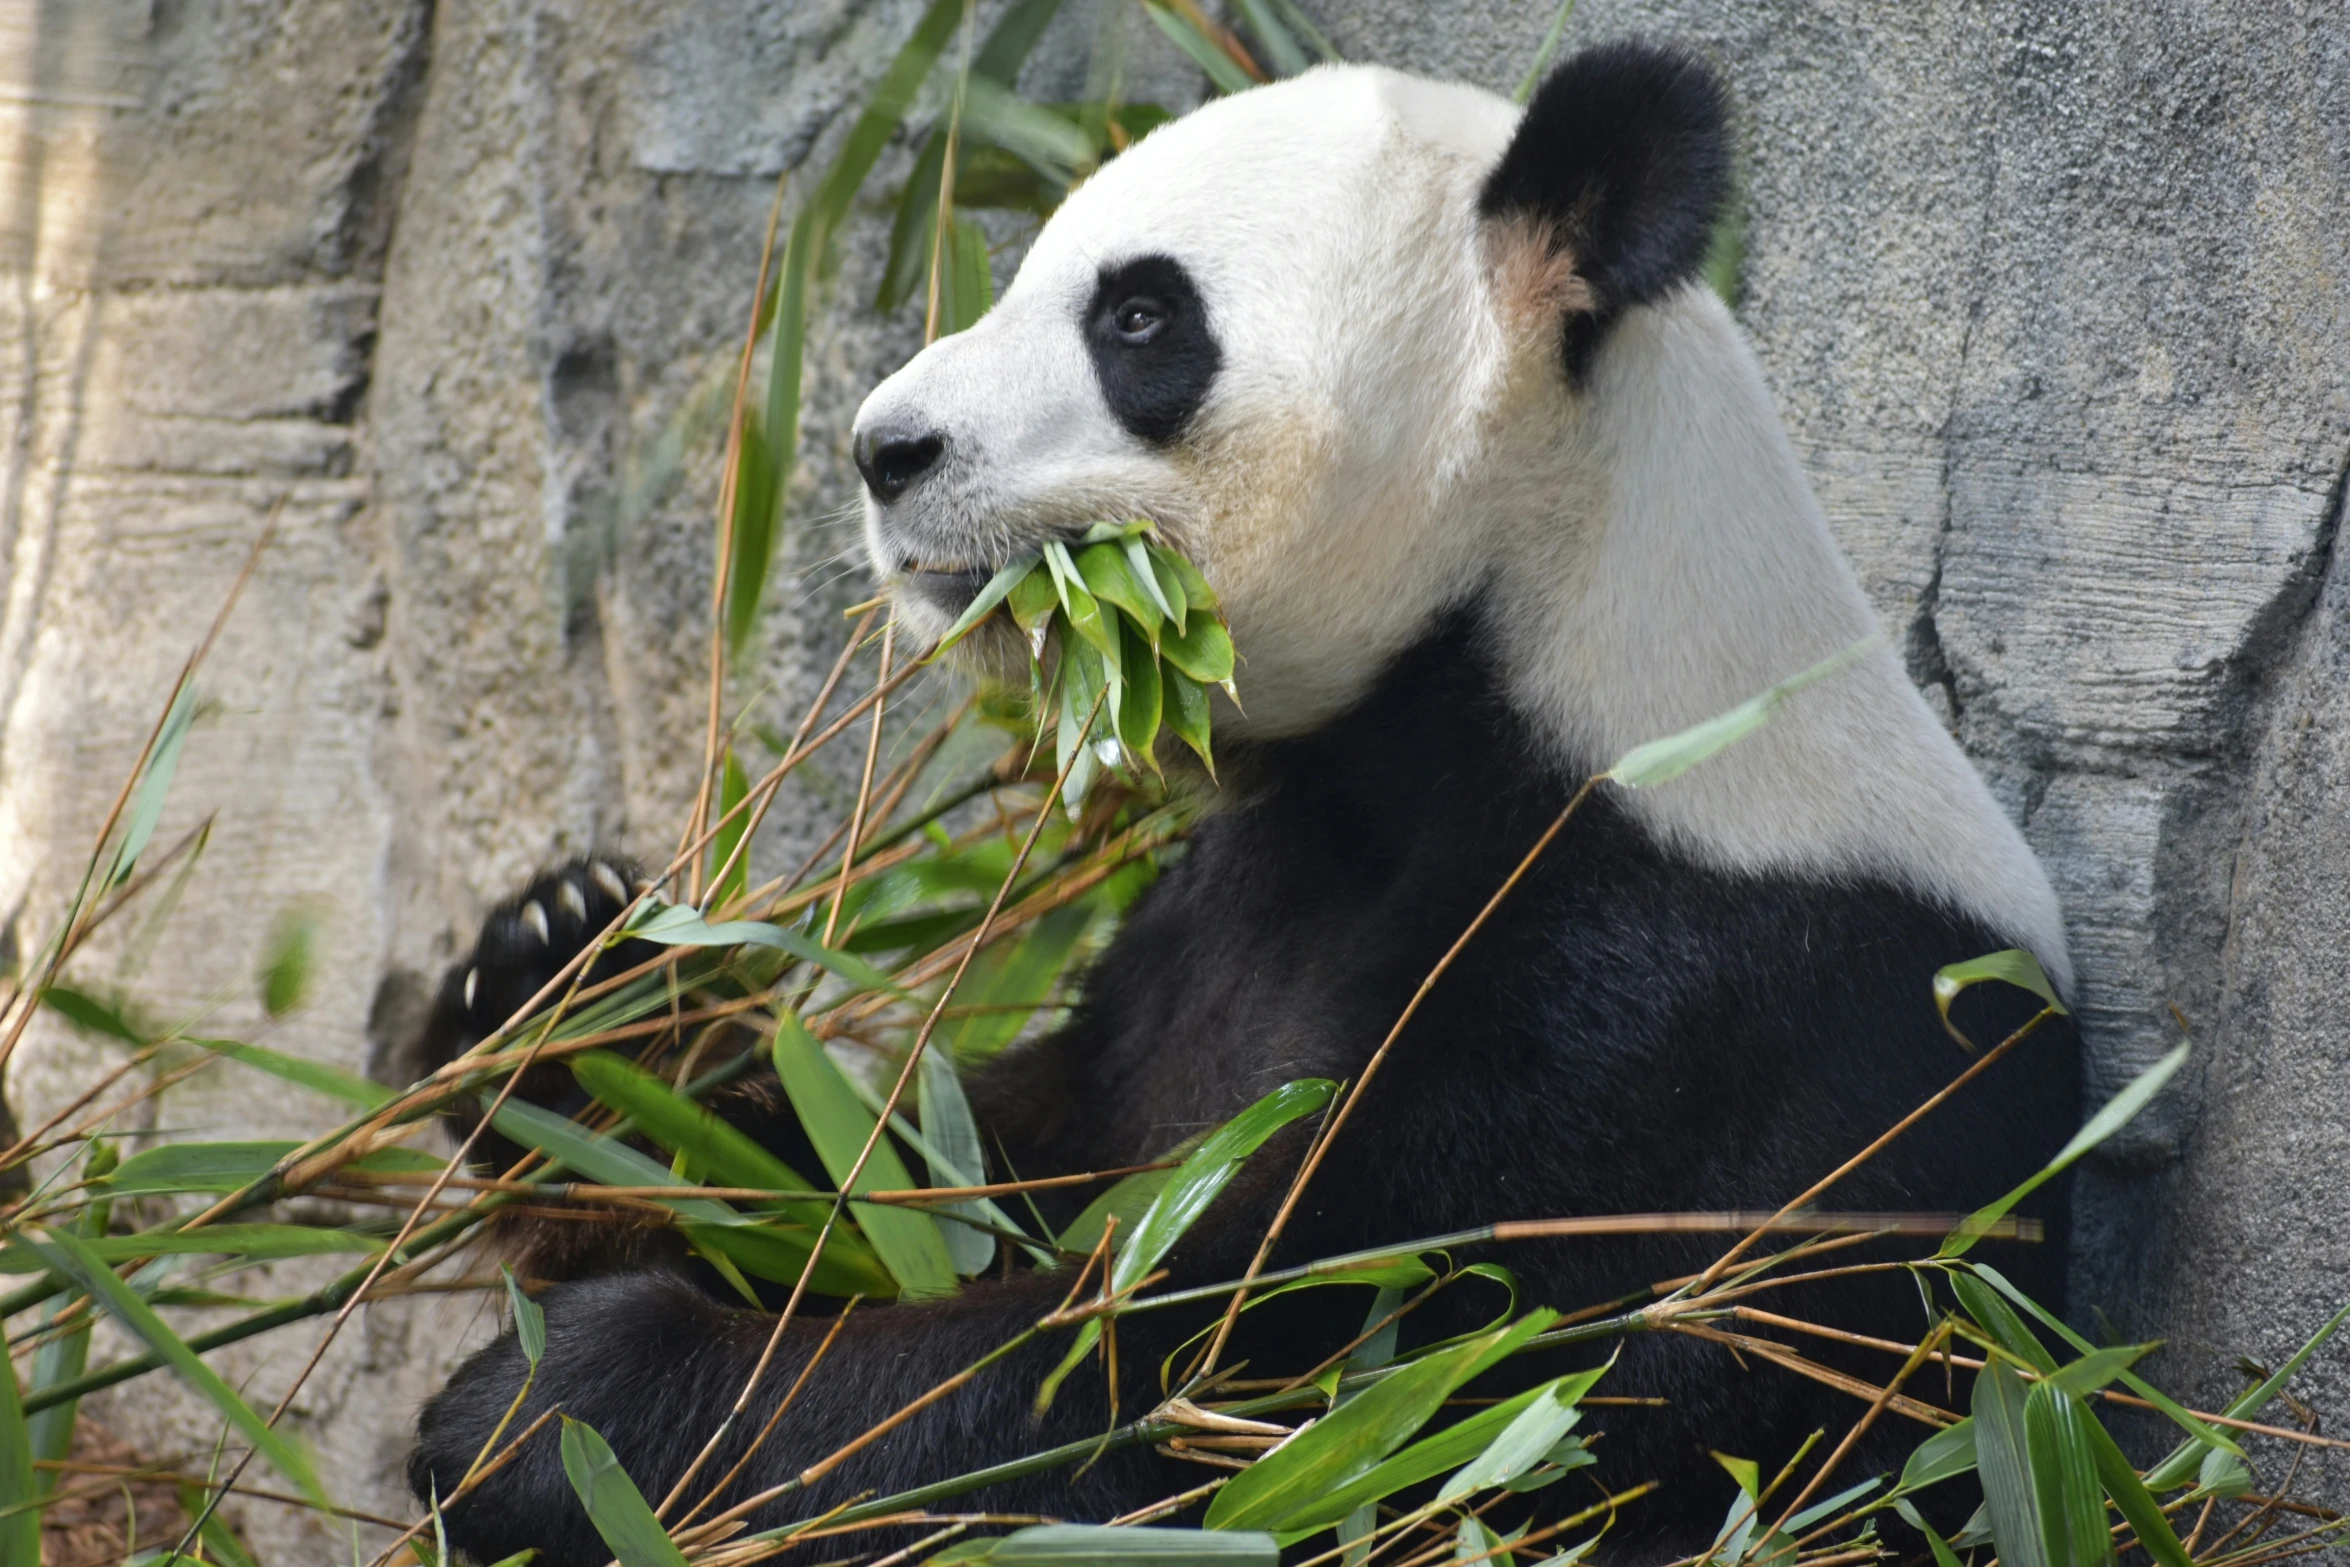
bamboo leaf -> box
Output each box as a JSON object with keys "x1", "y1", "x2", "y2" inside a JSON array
[
  {"x1": 1205, "y1": 1311, "x2": 1558, "y2": 1532},
  {"x1": 0, "y1": 1224, "x2": 385, "y2": 1273},
  {"x1": 1436, "y1": 1380, "x2": 1584, "y2": 1501},
  {"x1": 1163, "y1": 664, "x2": 1215, "y2": 775},
  {"x1": 919, "y1": 1048, "x2": 997, "y2": 1276},
  {"x1": 626, "y1": 902, "x2": 907, "y2": 999},
  {"x1": 502, "y1": 1265, "x2": 546, "y2": 1367},
  {"x1": 1041, "y1": 1080, "x2": 1335, "y2": 1412},
  {"x1": 771, "y1": 1013, "x2": 958, "y2": 1298},
  {"x1": 935, "y1": 556, "x2": 1038, "y2": 655},
  {"x1": 25, "y1": 1228, "x2": 327, "y2": 1507},
  {"x1": 41, "y1": 984, "x2": 143, "y2": 1042},
  {"x1": 964, "y1": 1525, "x2": 1278, "y2": 1564},
  {"x1": 1158, "y1": 612, "x2": 1235, "y2": 686},
  {"x1": 0, "y1": 1353, "x2": 36, "y2": 1567},
  {"x1": 1142, "y1": 0, "x2": 1256, "y2": 94},
  {"x1": 1514, "y1": 0, "x2": 1578, "y2": 103},
  {"x1": 1971, "y1": 1359, "x2": 2051, "y2": 1567},
  {"x1": 1229, "y1": 0, "x2": 1309, "y2": 76},
  {"x1": 2024, "y1": 1382, "x2": 2115, "y2": 1567},
  {"x1": 2143, "y1": 1294, "x2": 2350, "y2": 1488},
  {"x1": 1604, "y1": 637, "x2": 1878, "y2": 790},
  {"x1": 2084, "y1": 1414, "x2": 2192, "y2": 1567},
  {"x1": 1118, "y1": 619, "x2": 1163, "y2": 771},
  {"x1": 1933, "y1": 949, "x2": 2068, "y2": 1026},
  {"x1": 559, "y1": 1416, "x2": 690, "y2": 1567},
  {"x1": 1074, "y1": 541, "x2": 1163, "y2": 639},
  {"x1": 571, "y1": 1051, "x2": 823, "y2": 1200},
  {"x1": 1898, "y1": 1416, "x2": 1977, "y2": 1493},
  {"x1": 1951, "y1": 1272, "x2": 2057, "y2": 1372},
  {"x1": 1968, "y1": 1264, "x2": 2243, "y2": 1473},
  {"x1": 111, "y1": 683, "x2": 197, "y2": 886},
  {"x1": 485, "y1": 1099, "x2": 735, "y2": 1225},
  {"x1": 708, "y1": 748, "x2": 751, "y2": 909},
  {"x1": 1942, "y1": 1042, "x2": 2188, "y2": 1259},
  {"x1": 197, "y1": 1037, "x2": 395, "y2": 1109},
  {"x1": 256, "y1": 907, "x2": 318, "y2": 1018}
]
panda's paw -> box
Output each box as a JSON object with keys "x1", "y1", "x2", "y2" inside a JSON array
[{"x1": 421, "y1": 857, "x2": 650, "y2": 1066}]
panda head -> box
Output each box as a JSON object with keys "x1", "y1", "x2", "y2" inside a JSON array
[{"x1": 855, "y1": 44, "x2": 1730, "y2": 738}]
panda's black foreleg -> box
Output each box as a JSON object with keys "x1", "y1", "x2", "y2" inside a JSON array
[{"x1": 411, "y1": 1265, "x2": 1195, "y2": 1567}]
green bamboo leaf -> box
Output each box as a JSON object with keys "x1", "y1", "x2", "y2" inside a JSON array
[
  {"x1": 724, "y1": 396, "x2": 781, "y2": 660},
  {"x1": 1972, "y1": 1360, "x2": 2051, "y2": 1567},
  {"x1": 708, "y1": 748, "x2": 752, "y2": 909},
  {"x1": 1009, "y1": 567, "x2": 1060, "y2": 639},
  {"x1": 197, "y1": 1037, "x2": 395, "y2": 1109},
  {"x1": 1118, "y1": 619, "x2": 1164, "y2": 771},
  {"x1": 1040, "y1": 1080, "x2": 1335, "y2": 1412},
  {"x1": 2144, "y1": 1294, "x2": 2350, "y2": 1488},
  {"x1": 1205, "y1": 1311, "x2": 1558, "y2": 1532},
  {"x1": 559, "y1": 1416, "x2": 690, "y2": 1567},
  {"x1": 486, "y1": 1099, "x2": 734, "y2": 1225},
  {"x1": 571, "y1": 1051, "x2": 822, "y2": 1200},
  {"x1": 970, "y1": 1525, "x2": 1277, "y2": 1564},
  {"x1": 1163, "y1": 663, "x2": 1215, "y2": 775},
  {"x1": 2024, "y1": 1382, "x2": 2115, "y2": 1567},
  {"x1": 935, "y1": 556, "x2": 1038, "y2": 655},
  {"x1": 1942, "y1": 1042, "x2": 2188, "y2": 1259},
  {"x1": 174, "y1": 1483, "x2": 265, "y2": 1567},
  {"x1": 1784, "y1": 1477, "x2": 1880, "y2": 1533},
  {"x1": 1158, "y1": 612, "x2": 1235, "y2": 686},
  {"x1": 0, "y1": 1352, "x2": 36, "y2": 1567},
  {"x1": 962, "y1": 79, "x2": 1094, "y2": 183},
  {"x1": 1058, "y1": 1164, "x2": 1178, "y2": 1257},
  {"x1": 256, "y1": 907, "x2": 318, "y2": 1018},
  {"x1": 501, "y1": 1265, "x2": 546, "y2": 1367},
  {"x1": 942, "y1": 903, "x2": 1092, "y2": 1060},
  {"x1": 1898, "y1": 1416, "x2": 1977, "y2": 1493},
  {"x1": 1436, "y1": 1380, "x2": 1584, "y2": 1501},
  {"x1": 626, "y1": 902, "x2": 907, "y2": 998},
  {"x1": 107, "y1": 1141, "x2": 297, "y2": 1194},
  {"x1": 26, "y1": 1143, "x2": 112, "y2": 1496},
  {"x1": 1128, "y1": 539, "x2": 1181, "y2": 628},
  {"x1": 1074, "y1": 541, "x2": 1163, "y2": 639},
  {"x1": 879, "y1": 131, "x2": 951, "y2": 313},
  {"x1": 919, "y1": 1048, "x2": 997, "y2": 1277},
  {"x1": 1228, "y1": 0, "x2": 1308, "y2": 75},
  {"x1": 682, "y1": 1217, "x2": 898, "y2": 1298},
  {"x1": 1141, "y1": 0, "x2": 1256, "y2": 93},
  {"x1": 1156, "y1": 546, "x2": 1218, "y2": 614},
  {"x1": 0, "y1": 1224, "x2": 384, "y2": 1272},
  {"x1": 1045, "y1": 543, "x2": 1119, "y2": 661},
  {"x1": 1969, "y1": 1264, "x2": 2243, "y2": 1474},
  {"x1": 2084, "y1": 1414, "x2": 2191, "y2": 1567},
  {"x1": 25, "y1": 1228, "x2": 327, "y2": 1506},
  {"x1": 1933, "y1": 949, "x2": 2068, "y2": 1027},
  {"x1": 1952, "y1": 1272, "x2": 2057, "y2": 1373},
  {"x1": 41, "y1": 984, "x2": 143, "y2": 1042},
  {"x1": 946, "y1": 214, "x2": 995, "y2": 334},
  {"x1": 1604, "y1": 637, "x2": 1878, "y2": 790},
  {"x1": 111, "y1": 683, "x2": 197, "y2": 886},
  {"x1": 771, "y1": 1012, "x2": 957, "y2": 1298},
  {"x1": 1260, "y1": 0, "x2": 1340, "y2": 63},
  {"x1": 1514, "y1": 0, "x2": 1578, "y2": 103},
  {"x1": 2042, "y1": 1343, "x2": 2155, "y2": 1400}
]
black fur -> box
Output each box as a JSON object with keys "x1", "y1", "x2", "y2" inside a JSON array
[
  {"x1": 1086, "y1": 254, "x2": 1221, "y2": 445},
  {"x1": 410, "y1": 612, "x2": 2077, "y2": 1566},
  {"x1": 1481, "y1": 42, "x2": 1732, "y2": 381}
]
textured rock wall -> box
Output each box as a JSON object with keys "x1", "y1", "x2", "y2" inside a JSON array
[{"x1": 0, "y1": 0, "x2": 2342, "y2": 1547}]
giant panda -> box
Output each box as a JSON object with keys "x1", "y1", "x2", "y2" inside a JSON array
[{"x1": 408, "y1": 43, "x2": 2080, "y2": 1566}]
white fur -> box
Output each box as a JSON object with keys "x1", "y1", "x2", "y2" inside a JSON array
[{"x1": 854, "y1": 65, "x2": 2073, "y2": 986}]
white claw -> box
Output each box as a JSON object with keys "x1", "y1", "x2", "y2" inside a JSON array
[
  {"x1": 590, "y1": 861, "x2": 629, "y2": 904},
  {"x1": 558, "y1": 879, "x2": 587, "y2": 923},
  {"x1": 522, "y1": 900, "x2": 550, "y2": 944},
  {"x1": 464, "y1": 968, "x2": 479, "y2": 1011}
]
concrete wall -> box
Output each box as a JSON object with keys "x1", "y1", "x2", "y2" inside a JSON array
[{"x1": 0, "y1": 0, "x2": 2341, "y2": 1549}]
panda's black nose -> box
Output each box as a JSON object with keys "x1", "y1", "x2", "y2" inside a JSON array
[{"x1": 854, "y1": 428, "x2": 947, "y2": 503}]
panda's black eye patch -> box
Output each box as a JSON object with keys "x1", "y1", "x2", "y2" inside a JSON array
[{"x1": 1086, "y1": 255, "x2": 1219, "y2": 445}]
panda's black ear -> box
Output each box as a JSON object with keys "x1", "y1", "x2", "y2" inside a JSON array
[{"x1": 1479, "y1": 41, "x2": 1730, "y2": 379}]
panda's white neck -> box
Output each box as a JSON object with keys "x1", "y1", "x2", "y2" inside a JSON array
[{"x1": 1483, "y1": 287, "x2": 2073, "y2": 989}]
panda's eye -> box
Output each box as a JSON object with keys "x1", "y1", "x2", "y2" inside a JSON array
[{"x1": 1111, "y1": 297, "x2": 1168, "y2": 344}]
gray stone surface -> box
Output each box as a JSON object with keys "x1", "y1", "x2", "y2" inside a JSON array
[{"x1": 0, "y1": 0, "x2": 2345, "y2": 1550}]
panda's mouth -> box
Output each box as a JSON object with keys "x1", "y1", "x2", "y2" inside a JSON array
[{"x1": 896, "y1": 560, "x2": 990, "y2": 615}]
